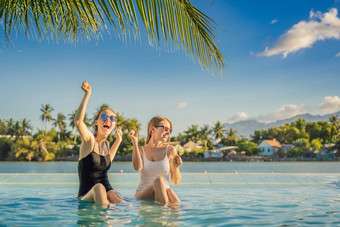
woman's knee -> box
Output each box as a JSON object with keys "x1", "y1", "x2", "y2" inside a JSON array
[
  {"x1": 93, "y1": 183, "x2": 106, "y2": 193},
  {"x1": 153, "y1": 177, "x2": 165, "y2": 189},
  {"x1": 166, "y1": 188, "x2": 173, "y2": 194}
]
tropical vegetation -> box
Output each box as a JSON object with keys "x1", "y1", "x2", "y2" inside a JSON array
[{"x1": 0, "y1": 103, "x2": 339, "y2": 161}]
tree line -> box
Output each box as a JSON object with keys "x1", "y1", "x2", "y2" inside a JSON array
[
  {"x1": 0, "y1": 104, "x2": 143, "y2": 161},
  {"x1": 0, "y1": 104, "x2": 339, "y2": 161}
]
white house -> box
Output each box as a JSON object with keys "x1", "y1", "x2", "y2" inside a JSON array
[{"x1": 258, "y1": 139, "x2": 282, "y2": 156}]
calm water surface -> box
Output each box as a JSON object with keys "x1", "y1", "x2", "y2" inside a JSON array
[
  {"x1": 1, "y1": 162, "x2": 340, "y2": 226},
  {"x1": 1, "y1": 175, "x2": 340, "y2": 226},
  {"x1": 0, "y1": 161, "x2": 340, "y2": 173}
]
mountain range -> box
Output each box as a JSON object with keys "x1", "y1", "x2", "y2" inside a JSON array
[{"x1": 223, "y1": 111, "x2": 340, "y2": 138}]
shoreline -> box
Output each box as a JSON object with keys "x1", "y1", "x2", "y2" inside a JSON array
[{"x1": 1, "y1": 157, "x2": 339, "y2": 162}]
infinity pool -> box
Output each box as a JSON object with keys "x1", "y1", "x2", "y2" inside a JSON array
[{"x1": 1, "y1": 173, "x2": 340, "y2": 226}]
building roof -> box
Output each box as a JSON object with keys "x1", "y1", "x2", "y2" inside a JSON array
[{"x1": 265, "y1": 139, "x2": 282, "y2": 148}]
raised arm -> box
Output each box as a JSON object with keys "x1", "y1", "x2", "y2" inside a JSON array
[
  {"x1": 129, "y1": 129, "x2": 143, "y2": 171},
  {"x1": 108, "y1": 129, "x2": 123, "y2": 162},
  {"x1": 74, "y1": 81, "x2": 93, "y2": 142},
  {"x1": 169, "y1": 147, "x2": 182, "y2": 185}
]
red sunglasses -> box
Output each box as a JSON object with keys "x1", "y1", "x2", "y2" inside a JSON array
[{"x1": 155, "y1": 125, "x2": 172, "y2": 134}]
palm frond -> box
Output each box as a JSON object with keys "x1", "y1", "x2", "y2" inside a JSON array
[{"x1": 1, "y1": 0, "x2": 225, "y2": 74}]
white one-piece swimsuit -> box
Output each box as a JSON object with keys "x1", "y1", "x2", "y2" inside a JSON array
[{"x1": 136, "y1": 146, "x2": 170, "y2": 192}]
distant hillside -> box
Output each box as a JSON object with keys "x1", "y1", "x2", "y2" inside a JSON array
[{"x1": 223, "y1": 111, "x2": 340, "y2": 138}]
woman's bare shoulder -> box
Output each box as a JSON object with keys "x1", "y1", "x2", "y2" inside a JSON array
[{"x1": 79, "y1": 135, "x2": 95, "y2": 160}]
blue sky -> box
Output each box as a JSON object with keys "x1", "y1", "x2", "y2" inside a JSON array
[{"x1": 1, "y1": 0, "x2": 340, "y2": 136}]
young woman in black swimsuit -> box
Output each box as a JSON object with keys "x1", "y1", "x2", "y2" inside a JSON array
[{"x1": 74, "y1": 80, "x2": 124, "y2": 205}]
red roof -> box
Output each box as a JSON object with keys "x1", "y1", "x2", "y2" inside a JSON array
[{"x1": 265, "y1": 140, "x2": 282, "y2": 148}]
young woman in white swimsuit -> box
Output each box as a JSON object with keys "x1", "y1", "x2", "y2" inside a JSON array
[{"x1": 129, "y1": 116, "x2": 182, "y2": 204}]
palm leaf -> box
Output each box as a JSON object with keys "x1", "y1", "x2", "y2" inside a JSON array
[{"x1": 1, "y1": 0, "x2": 225, "y2": 74}]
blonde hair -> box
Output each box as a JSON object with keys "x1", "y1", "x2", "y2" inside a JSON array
[
  {"x1": 93, "y1": 108, "x2": 116, "y2": 137},
  {"x1": 146, "y1": 116, "x2": 173, "y2": 144}
]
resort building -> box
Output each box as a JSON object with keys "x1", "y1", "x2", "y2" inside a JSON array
[
  {"x1": 169, "y1": 141, "x2": 202, "y2": 155},
  {"x1": 257, "y1": 139, "x2": 282, "y2": 156},
  {"x1": 169, "y1": 141, "x2": 184, "y2": 155},
  {"x1": 204, "y1": 146, "x2": 238, "y2": 158},
  {"x1": 316, "y1": 144, "x2": 336, "y2": 159}
]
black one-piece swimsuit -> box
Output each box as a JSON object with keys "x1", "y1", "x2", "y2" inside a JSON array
[{"x1": 78, "y1": 145, "x2": 113, "y2": 197}]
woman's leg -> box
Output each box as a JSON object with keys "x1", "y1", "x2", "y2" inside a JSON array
[
  {"x1": 107, "y1": 190, "x2": 125, "y2": 203},
  {"x1": 166, "y1": 188, "x2": 181, "y2": 203},
  {"x1": 135, "y1": 177, "x2": 169, "y2": 204},
  {"x1": 135, "y1": 184, "x2": 156, "y2": 199},
  {"x1": 81, "y1": 183, "x2": 109, "y2": 205},
  {"x1": 154, "y1": 177, "x2": 169, "y2": 204}
]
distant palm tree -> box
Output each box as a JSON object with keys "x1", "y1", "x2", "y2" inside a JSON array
[
  {"x1": 69, "y1": 110, "x2": 90, "y2": 143},
  {"x1": 198, "y1": 124, "x2": 212, "y2": 149},
  {"x1": 126, "y1": 118, "x2": 142, "y2": 133},
  {"x1": 212, "y1": 121, "x2": 225, "y2": 141},
  {"x1": 329, "y1": 115, "x2": 340, "y2": 141},
  {"x1": 40, "y1": 104, "x2": 54, "y2": 135},
  {"x1": 2, "y1": 1, "x2": 224, "y2": 75},
  {"x1": 224, "y1": 128, "x2": 239, "y2": 146},
  {"x1": 184, "y1": 125, "x2": 200, "y2": 142},
  {"x1": 116, "y1": 113, "x2": 125, "y2": 131},
  {"x1": 0, "y1": 119, "x2": 6, "y2": 135},
  {"x1": 13, "y1": 121, "x2": 21, "y2": 140},
  {"x1": 21, "y1": 119, "x2": 32, "y2": 136},
  {"x1": 6, "y1": 119, "x2": 15, "y2": 139},
  {"x1": 53, "y1": 113, "x2": 67, "y2": 143}
]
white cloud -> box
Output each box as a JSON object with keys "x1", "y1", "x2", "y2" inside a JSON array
[
  {"x1": 336, "y1": 52, "x2": 340, "y2": 57},
  {"x1": 259, "y1": 104, "x2": 307, "y2": 122},
  {"x1": 176, "y1": 102, "x2": 187, "y2": 109},
  {"x1": 318, "y1": 96, "x2": 340, "y2": 114},
  {"x1": 227, "y1": 112, "x2": 250, "y2": 123},
  {"x1": 257, "y1": 8, "x2": 340, "y2": 58},
  {"x1": 271, "y1": 19, "x2": 278, "y2": 24}
]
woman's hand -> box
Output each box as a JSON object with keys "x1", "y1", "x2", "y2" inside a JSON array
[
  {"x1": 81, "y1": 81, "x2": 91, "y2": 93},
  {"x1": 129, "y1": 129, "x2": 139, "y2": 144},
  {"x1": 115, "y1": 128, "x2": 123, "y2": 142},
  {"x1": 172, "y1": 155, "x2": 182, "y2": 168}
]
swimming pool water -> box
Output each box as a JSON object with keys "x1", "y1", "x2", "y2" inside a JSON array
[{"x1": 1, "y1": 173, "x2": 340, "y2": 226}]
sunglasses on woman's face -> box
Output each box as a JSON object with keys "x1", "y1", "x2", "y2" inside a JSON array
[
  {"x1": 100, "y1": 113, "x2": 117, "y2": 122},
  {"x1": 155, "y1": 125, "x2": 172, "y2": 134}
]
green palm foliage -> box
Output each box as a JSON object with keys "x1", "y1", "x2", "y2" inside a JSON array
[
  {"x1": 184, "y1": 125, "x2": 199, "y2": 142},
  {"x1": 116, "y1": 112, "x2": 125, "y2": 130},
  {"x1": 13, "y1": 121, "x2": 21, "y2": 139},
  {"x1": 6, "y1": 119, "x2": 15, "y2": 139},
  {"x1": 329, "y1": 115, "x2": 340, "y2": 141},
  {"x1": 212, "y1": 121, "x2": 225, "y2": 141},
  {"x1": 40, "y1": 104, "x2": 54, "y2": 134},
  {"x1": 0, "y1": 119, "x2": 6, "y2": 135},
  {"x1": 53, "y1": 113, "x2": 67, "y2": 142},
  {"x1": 21, "y1": 118, "x2": 32, "y2": 136},
  {"x1": 1, "y1": 0, "x2": 225, "y2": 74},
  {"x1": 115, "y1": 113, "x2": 141, "y2": 133},
  {"x1": 198, "y1": 124, "x2": 212, "y2": 149},
  {"x1": 69, "y1": 110, "x2": 90, "y2": 143},
  {"x1": 223, "y1": 128, "x2": 239, "y2": 146},
  {"x1": 125, "y1": 117, "x2": 141, "y2": 132}
]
